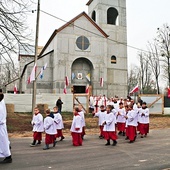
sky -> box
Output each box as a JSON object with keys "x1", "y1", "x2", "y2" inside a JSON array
[{"x1": 27, "y1": 0, "x2": 170, "y2": 67}]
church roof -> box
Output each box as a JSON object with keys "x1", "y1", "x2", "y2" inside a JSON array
[
  {"x1": 39, "y1": 11, "x2": 108, "y2": 57},
  {"x1": 86, "y1": 0, "x2": 93, "y2": 6}
]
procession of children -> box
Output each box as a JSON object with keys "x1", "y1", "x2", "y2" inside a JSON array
[{"x1": 30, "y1": 95, "x2": 150, "y2": 149}]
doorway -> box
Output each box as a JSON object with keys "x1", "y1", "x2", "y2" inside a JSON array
[{"x1": 73, "y1": 85, "x2": 86, "y2": 93}]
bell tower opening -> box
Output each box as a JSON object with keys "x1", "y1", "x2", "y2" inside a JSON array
[{"x1": 107, "y1": 7, "x2": 118, "y2": 25}]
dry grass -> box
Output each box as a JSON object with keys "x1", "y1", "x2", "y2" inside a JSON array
[{"x1": 7, "y1": 112, "x2": 170, "y2": 138}]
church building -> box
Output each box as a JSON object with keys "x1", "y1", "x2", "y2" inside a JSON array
[{"x1": 21, "y1": 0, "x2": 128, "y2": 98}]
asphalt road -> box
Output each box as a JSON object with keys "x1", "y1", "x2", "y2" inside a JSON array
[{"x1": 0, "y1": 129, "x2": 170, "y2": 170}]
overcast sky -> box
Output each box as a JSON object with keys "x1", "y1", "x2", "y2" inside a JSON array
[{"x1": 27, "y1": 0, "x2": 170, "y2": 67}]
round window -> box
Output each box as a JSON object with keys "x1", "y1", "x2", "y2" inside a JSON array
[{"x1": 76, "y1": 36, "x2": 90, "y2": 50}]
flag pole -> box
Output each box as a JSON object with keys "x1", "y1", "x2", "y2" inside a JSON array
[{"x1": 32, "y1": 0, "x2": 40, "y2": 115}]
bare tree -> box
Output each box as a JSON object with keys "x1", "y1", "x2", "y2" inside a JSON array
[
  {"x1": 138, "y1": 52, "x2": 155, "y2": 94},
  {"x1": 156, "y1": 24, "x2": 170, "y2": 86},
  {"x1": 0, "y1": 0, "x2": 34, "y2": 88},
  {"x1": 128, "y1": 65, "x2": 140, "y2": 93},
  {"x1": 147, "y1": 40, "x2": 161, "y2": 94}
]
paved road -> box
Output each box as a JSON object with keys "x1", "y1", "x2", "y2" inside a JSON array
[{"x1": 0, "y1": 129, "x2": 170, "y2": 170}]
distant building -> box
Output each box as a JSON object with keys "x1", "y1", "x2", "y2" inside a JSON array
[{"x1": 20, "y1": 0, "x2": 128, "y2": 97}]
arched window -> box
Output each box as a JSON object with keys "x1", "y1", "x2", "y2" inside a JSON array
[
  {"x1": 107, "y1": 7, "x2": 118, "y2": 25},
  {"x1": 92, "y1": 10, "x2": 96, "y2": 22},
  {"x1": 111, "y1": 55, "x2": 117, "y2": 64}
]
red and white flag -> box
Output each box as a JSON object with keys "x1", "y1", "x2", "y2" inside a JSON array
[
  {"x1": 100, "y1": 77, "x2": 103, "y2": 87},
  {"x1": 65, "y1": 76, "x2": 69, "y2": 86},
  {"x1": 14, "y1": 84, "x2": 17, "y2": 94},
  {"x1": 167, "y1": 88, "x2": 170, "y2": 98},
  {"x1": 130, "y1": 85, "x2": 139, "y2": 93},
  {"x1": 86, "y1": 84, "x2": 89, "y2": 94},
  {"x1": 63, "y1": 84, "x2": 67, "y2": 94},
  {"x1": 27, "y1": 64, "x2": 37, "y2": 84}
]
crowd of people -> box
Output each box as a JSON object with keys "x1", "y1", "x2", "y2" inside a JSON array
[
  {"x1": 0, "y1": 93, "x2": 149, "y2": 164},
  {"x1": 90, "y1": 95, "x2": 149, "y2": 145}
]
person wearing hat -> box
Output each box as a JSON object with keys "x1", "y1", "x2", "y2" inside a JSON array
[
  {"x1": 138, "y1": 102, "x2": 149, "y2": 138},
  {"x1": 0, "y1": 91, "x2": 12, "y2": 163}
]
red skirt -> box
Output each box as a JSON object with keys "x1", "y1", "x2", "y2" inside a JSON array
[
  {"x1": 33, "y1": 132, "x2": 42, "y2": 141},
  {"x1": 56, "y1": 129, "x2": 63, "y2": 138},
  {"x1": 137, "y1": 122, "x2": 141, "y2": 132},
  {"x1": 117, "y1": 122, "x2": 126, "y2": 132},
  {"x1": 125, "y1": 127, "x2": 129, "y2": 137},
  {"x1": 140, "y1": 123, "x2": 149, "y2": 135},
  {"x1": 104, "y1": 131, "x2": 117, "y2": 140},
  {"x1": 71, "y1": 132, "x2": 82, "y2": 146},
  {"x1": 45, "y1": 134, "x2": 55, "y2": 144},
  {"x1": 128, "y1": 125, "x2": 136, "y2": 141},
  {"x1": 99, "y1": 125, "x2": 104, "y2": 136}
]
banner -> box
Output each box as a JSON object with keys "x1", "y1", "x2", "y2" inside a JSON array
[
  {"x1": 63, "y1": 84, "x2": 67, "y2": 94},
  {"x1": 168, "y1": 88, "x2": 170, "y2": 98},
  {"x1": 14, "y1": 84, "x2": 17, "y2": 94},
  {"x1": 86, "y1": 73, "x2": 90, "y2": 82},
  {"x1": 27, "y1": 64, "x2": 37, "y2": 84},
  {"x1": 40, "y1": 63, "x2": 47, "y2": 79},
  {"x1": 130, "y1": 85, "x2": 139, "y2": 93},
  {"x1": 85, "y1": 84, "x2": 89, "y2": 94},
  {"x1": 65, "y1": 76, "x2": 69, "y2": 86},
  {"x1": 100, "y1": 77, "x2": 103, "y2": 87}
]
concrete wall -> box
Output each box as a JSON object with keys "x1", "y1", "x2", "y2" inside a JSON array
[{"x1": 4, "y1": 93, "x2": 73, "y2": 113}]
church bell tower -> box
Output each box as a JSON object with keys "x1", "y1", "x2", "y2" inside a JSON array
[{"x1": 86, "y1": 0, "x2": 128, "y2": 97}]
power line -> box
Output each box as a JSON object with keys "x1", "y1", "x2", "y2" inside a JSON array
[{"x1": 40, "y1": 9, "x2": 153, "y2": 55}]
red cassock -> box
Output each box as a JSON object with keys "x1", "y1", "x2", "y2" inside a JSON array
[
  {"x1": 71, "y1": 132, "x2": 82, "y2": 146},
  {"x1": 56, "y1": 129, "x2": 63, "y2": 138},
  {"x1": 140, "y1": 123, "x2": 149, "y2": 135},
  {"x1": 117, "y1": 122, "x2": 126, "y2": 132},
  {"x1": 33, "y1": 132, "x2": 42, "y2": 141},
  {"x1": 104, "y1": 131, "x2": 117, "y2": 141},
  {"x1": 99, "y1": 125, "x2": 104, "y2": 136},
  {"x1": 45, "y1": 134, "x2": 55, "y2": 144},
  {"x1": 127, "y1": 125, "x2": 136, "y2": 141}
]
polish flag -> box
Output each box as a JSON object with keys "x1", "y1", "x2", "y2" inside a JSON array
[
  {"x1": 130, "y1": 85, "x2": 139, "y2": 94},
  {"x1": 100, "y1": 78, "x2": 103, "y2": 87},
  {"x1": 65, "y1": 76, "x2": 69, "y2": 86},
  {"x1": 14, "y1": 84, "x2": 17, "y2": 94},
  {"x1": 86, "y1": 84, "x2": 89, "y2": 94},
  {"x1": 63, "y1": 84, "x2": 67, "y2": 94},
  {"x1": 167, "y1": 88, "x2": 170, "y2": 98},
  {"x1": 27, "y1": 64, "x2": 37, "y2": 84}
]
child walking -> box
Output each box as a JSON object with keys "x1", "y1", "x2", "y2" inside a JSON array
[
  {"x1": 30, "y1": 107, "x2": 44, "y2": 147},
  {"x1": 102, "y1": 105, "x2": 117, "y2": 146},
  {"x1": 70, "y1": 107, "x2": 82, "y2": 146},
  {"x1": 93, "y1": 105, "x2": 106, "y2": 139},
  {"x1": 53, "y1": 106, "x2": 65, "y2": 141},
  {"x1": 43, "y1": 109, "x2": 57, "y2": 150}
]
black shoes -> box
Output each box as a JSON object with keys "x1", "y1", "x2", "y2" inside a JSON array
[
  {"x1": 0, "y1": 156, "x2": 12, "y2": 164},
  {"x1": 118, "y1": 131, "x2": 122, "y2": 135},
  {"x1": 60, "y1": 136, "x2": 65, "y2": 141},
  {"x1": 43, "y1": 144, "x2": 49, "y2": 150},
  {"x1": 53, "y1": 141, "x2": 57, "y2": 147},
  {"x1": 99, "y1": 135, "x2": 104, "y2": 139},
  {"x1": 112, "y1": 140, "x2": 117, "y2": 146},
  {"x1": 105, "y1": 140, "x2": 110, "y2": 146},
  {"x1": 125, "y1": 137, "x2": 129, "y2": 140}
]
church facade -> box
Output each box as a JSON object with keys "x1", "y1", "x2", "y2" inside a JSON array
[{"x1": 22, "y1": 0, "x2": 128, "y2": 98}]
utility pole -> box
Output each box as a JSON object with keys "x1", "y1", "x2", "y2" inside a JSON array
[{"x1": 32, "y1": 0, "x2": 40, "y2": 114}]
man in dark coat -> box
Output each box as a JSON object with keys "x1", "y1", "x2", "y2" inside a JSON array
[{"x1": 56, "y1": 97, "x2": 63, "y2": 113}]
